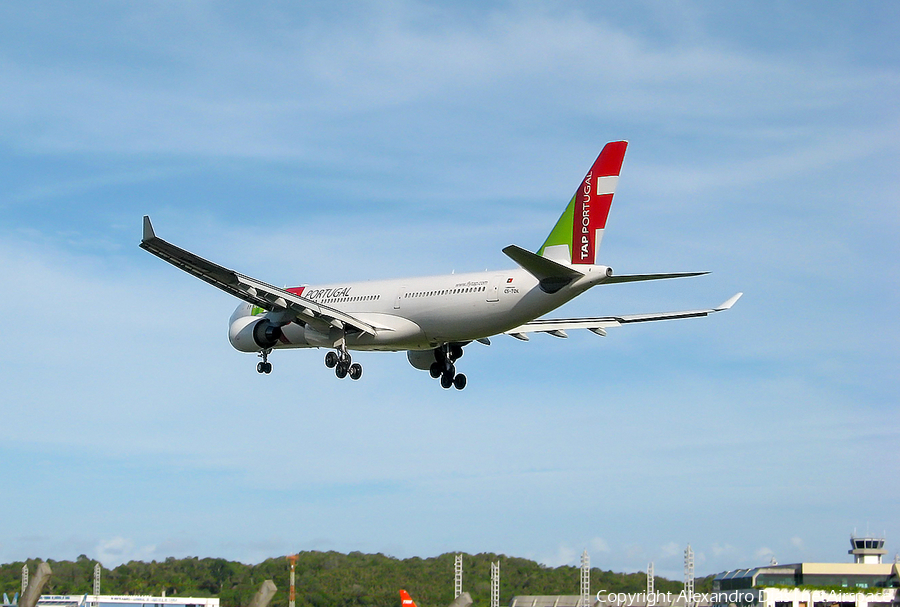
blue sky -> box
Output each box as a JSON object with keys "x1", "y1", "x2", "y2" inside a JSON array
[{"x1": 1, "y1": 0, "x2": 898, "y2": 584}]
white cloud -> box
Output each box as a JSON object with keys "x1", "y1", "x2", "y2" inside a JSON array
[
  {"x1": 710, "y1": 543, "x2": 737, "y2": 557},
  {"x1": 540, "y1": 544, "x2": 580, "y2": 568},
  {"x1": 634, "y1": 120, "x2": 900, "y2": 199},
  {"x1": 625, "y1": 544, "x2": 645, "y2": 560},
  {"x1": 754, "y1": 547, "x2": 775, "y2": 562},
  {"x1": 2, "y1": 2, "x2": 894, "y2": 165},
  {"x1": 660, "y1": 542, "x2": 681, "y2": 558},
  {"x1": 96, "y1": 536, "x2": 157, "y2": 567}
]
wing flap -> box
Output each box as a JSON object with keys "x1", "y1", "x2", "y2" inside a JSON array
[
  {"x1": 140, "y1": 216, "x2": 376, "y2": 336},
  {"x1": 504, "y1": 293, "x2": 742, "y2": 336}
]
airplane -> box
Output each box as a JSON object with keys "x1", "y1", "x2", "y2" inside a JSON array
[{"x1": 140, "y1": 141, "x2": 741, "y2": 390}]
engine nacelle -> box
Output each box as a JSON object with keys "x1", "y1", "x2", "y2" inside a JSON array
[
  {"x1": 253, "y1": 319, "x2": 283, "y2": 348},
  {"x1": 406, "y1": 350, "x2": 438, "y2": 371},
  {"x1": 229, "y1": 315, "x2": 283, "y2": 352},
  {"x1": 407, "y1": 349, "x2": 439, "y2": 371}
]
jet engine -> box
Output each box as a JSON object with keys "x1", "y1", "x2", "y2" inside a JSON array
[
  {"x1": 229, "y1": 315, "x2": 283, "y2": 352},
  {"x1": 407, "y1": 349, "x2": 438, "y2": 371},
  {"x1": 253, "y1": 319, "x2": 283, "y2": 348}
]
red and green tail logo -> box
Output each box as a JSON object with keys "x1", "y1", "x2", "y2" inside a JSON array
[{"x1": 538, "y1": 141, "x2": 627, "y2": 264}]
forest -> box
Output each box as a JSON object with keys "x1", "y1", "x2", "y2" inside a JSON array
[{"x1": 0, "y1": 552, "x2": 711, "y2": 607}]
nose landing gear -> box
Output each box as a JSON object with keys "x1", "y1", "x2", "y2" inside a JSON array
[{"x1": 256, "y1": 349, "x2": 273, "y2": 374}]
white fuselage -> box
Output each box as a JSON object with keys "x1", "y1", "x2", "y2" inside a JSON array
[{"x1": 228, "y1": 264, "x2": 613, "y2": 352}]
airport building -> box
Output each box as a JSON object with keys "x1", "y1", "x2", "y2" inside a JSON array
[
  {"x1": 35, "y1": 596, "x2": 218, "y2": 607},
  {"x1": 510, "y1": 593, "x2": 713, "y2": 607},
  {"x1": 711, "y1": 536, "x2": 900, "y2": 607},
  {"x1": 509, "y1": 538, "x2": 899, "y2": 607}
]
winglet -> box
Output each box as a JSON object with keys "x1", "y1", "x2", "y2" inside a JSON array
[
  {"x1": 142, "y1": 215, "x2": 156, "y2": 242},
  {"x1": 715, "y1": 292, "x2": 743, "y2": 311},
  {"x1": 400, "y1": 590, "x2": 417, "y2": 607}
]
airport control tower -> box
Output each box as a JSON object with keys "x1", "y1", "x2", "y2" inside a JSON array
[{"x1": 849, "y1": 535, "x2": 887, "y2": 564}]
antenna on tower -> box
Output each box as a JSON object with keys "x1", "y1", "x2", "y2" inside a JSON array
[
  {"x1": 454, "y1": 554, "x2": 463, "y2": 599},
  {"x1": 647, "y1": 563, "x2": 654, "y2": 596},
  {"x1": 490, "y1": 561, "x2": 500, "y2": 607},
  {"x1": 580, "y1": 550, "x2": 591, "y2": 607},
  {"x1": 684, "y1": 545, "x2": 695, "y2": 607}
]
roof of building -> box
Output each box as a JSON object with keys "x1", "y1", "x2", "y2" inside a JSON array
[
  {"x1": 509, "y1": 596, "x2": 586, "y2": 607},
  {"x1": 36, "y1": 596, "x2": 219, "y2": 607},
  {"x1": 509, "y1": 595, "x2": 713, "y2": 607},
  {"x1": 802, "y1": 562, "x2": 896, "y2": 575},
  {"x1": 713, "y1": 561, "x2": 900, "y2": 587}
]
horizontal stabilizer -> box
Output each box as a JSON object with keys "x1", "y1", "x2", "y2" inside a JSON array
[
  {"x1": 502, "y1": 244, "x2": 583, "y2": 293},
  {"x1": 604, "y1": 271, "x2": 709, "y2": 284}
]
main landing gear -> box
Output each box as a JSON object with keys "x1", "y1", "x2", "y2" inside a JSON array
[
  {"x1": 324, "y1": 348, "x2": 362, "y2": 380},
  {"x1": 430, "y1": 344, "x2": 467, "y2": 390},
  {"x1": 256, "y1": 349, "x2": 273, "y2": 374}
]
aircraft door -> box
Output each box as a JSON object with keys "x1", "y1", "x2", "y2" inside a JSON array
[
  {"x1": 487, "y1": 275, "x2": 503, "y2": 302},
  {"x1": 394, "y1": 287, "x2": 407, "y2": 309}
]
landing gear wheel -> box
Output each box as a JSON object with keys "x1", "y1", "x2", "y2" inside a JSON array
[
  {"x1": 453, "y1": 373, "x2": 467, "y2": 390},
  {"x1": 440, "y1": 372, "x2": 454, "y2": 389},
  {"x1": 257, "y1": 349, "x2": 273, "y2": 374},
  {"x1": 349, "y1": 363, "x2": 363, "y2": 380},
  {"x1": 325, "y1": 351, "x2": 338, "y2": 368},
  {"x1": 335, "y1": 363, "x2": 349, "y2": 379},
  {"x1": 429, "y1": 362, "x2": 442, "y2": 379}
]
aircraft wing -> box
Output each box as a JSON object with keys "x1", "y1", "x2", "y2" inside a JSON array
[
  {"x1": 139, "y1": 216, "x2": 376, "y2": 335},
  {"x1": 504, "y1": 293, "x2": 742, "y2": 340}
]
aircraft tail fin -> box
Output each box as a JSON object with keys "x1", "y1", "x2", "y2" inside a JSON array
[
  {"x1": 538, "y1": 141, "x2": 627, "y2": 265},
  {"x1": 400, "y1": 590, "x2": 418, "y2": 607}
]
